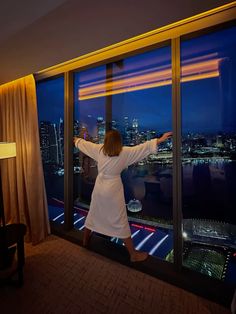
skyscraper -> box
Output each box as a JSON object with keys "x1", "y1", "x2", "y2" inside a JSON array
[
  {"x1": 131, "y1": 118, "x2": 139, "y2": 145},
  {"x1": 58, "y1": 118, "x2": 64, "y2": 165},
  {"x1": 39, "y1": 121, "x2": 59, "y2": 164},
  {"x1": 39, "y1": 121, "x2": 50, "y2": 163},
  {"x1": 49, "y1": 123, "x2": 59, "y2": 164},
  {"x1": 97, "y1": 116, "x2": 105, "y2": 143}
]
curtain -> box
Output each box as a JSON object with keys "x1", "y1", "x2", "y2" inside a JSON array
[{"x1": 0, "y1": 74, "x2": 50, "y2": 244}]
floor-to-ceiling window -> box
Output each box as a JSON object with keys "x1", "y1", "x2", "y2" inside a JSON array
[
  {"x1": 73, "y1": 66, "x2": 106, "y2": 231},
  {"x1": 73, "y1": 45, "x2": 174, "y2": 262},
  {"x1": 35, "y1": 5, "x2": 236, "y2": 293},
  {"x1": 37, "y1": 76, "x2": 65, "y2": 225},
  {"x1": 181, "y1": 25, "x2": 236, "y2": 284}
]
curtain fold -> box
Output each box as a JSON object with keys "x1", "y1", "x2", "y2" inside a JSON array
[{"x1": 0, "y1": 74, "x2": 50, "y2": 244}]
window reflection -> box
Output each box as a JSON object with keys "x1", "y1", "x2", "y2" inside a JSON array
[
  {"x1": 181, "y1": 26, "x2": 236, "y2": 284},
  {"x1": 73, "y1": 47, "x2": 174, "y2": 262}
]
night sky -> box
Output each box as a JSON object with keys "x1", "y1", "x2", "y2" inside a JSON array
[{"x1": 37, "y1": 26, "x2": 236, "y2": 135}]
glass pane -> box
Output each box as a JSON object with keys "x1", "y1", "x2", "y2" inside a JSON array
[
  {"x1": 110, "y1": 48, "x2": 173, "y2": 261},
  {"x1": 37, "y1": 77, "x2": 65, "y2": 225},
  {"x1": 74, "y1": 46, "x2": 174, "y2": 263},
  {"x1": 181, "y1": 26, "x2": 236, "y2": 284},
  {"x1": 73, "y1": 66, "x2": 106, "y2": 231}
]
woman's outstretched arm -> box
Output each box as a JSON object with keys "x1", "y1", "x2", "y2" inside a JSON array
[
  {"x1": 123, "y1": 131, "x2": 173, "y2": 166},
  {"x1": 74, "y1": 137, "x2": 102, "y2": 161}
]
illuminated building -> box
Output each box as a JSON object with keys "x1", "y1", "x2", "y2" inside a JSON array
[
  {"x1": 58, "y1": 118, "x2": 64, "y2": 165},
  {"x1": 39, "y1": 121, "x2": 50, "y2": 163},
  {"x1": 97, "y1": 116, "x2": 105, "y2": 143},
  {"x1": 39, "y1": 121, "x2": 59, "y2": 164}
]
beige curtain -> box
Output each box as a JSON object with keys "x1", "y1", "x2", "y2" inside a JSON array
[{"x1": 0, "y1": 74, "x2": 50, "y2": 244}]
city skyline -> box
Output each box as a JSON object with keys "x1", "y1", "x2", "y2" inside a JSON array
[{"x1": 38, "y1": 113, "x2": 236, "y2": 167}]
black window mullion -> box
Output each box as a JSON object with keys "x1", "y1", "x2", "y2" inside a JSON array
[
  {"x1": 172, "y1": 37, "x2": 183, "y2": 271},
  {"x1": 64, "y1": 71, "x2": 74, "y2": 230}
]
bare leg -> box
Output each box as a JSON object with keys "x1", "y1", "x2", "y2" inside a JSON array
[
  {"x1": 123, "y1": 237, "x2": 148, "y2": 262},
  {"x1": 83, "y1": 227, "x2": 92, "y2": 247}
]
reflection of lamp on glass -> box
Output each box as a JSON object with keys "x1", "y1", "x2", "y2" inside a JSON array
[
  {"x1": 0, "y1": 142, "x2": 16, "y2": 227},
  {"x1": 127, "y1": 199, "x2": 142, "y2": 213}
]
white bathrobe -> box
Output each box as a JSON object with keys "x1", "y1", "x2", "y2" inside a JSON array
[{"x1": 75, "y1": 138, "x2": 158, "y2": 238}]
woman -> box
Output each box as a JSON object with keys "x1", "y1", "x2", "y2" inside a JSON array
[{"x1": 74, "y1": 130, "x2": 172, "y2": 262}]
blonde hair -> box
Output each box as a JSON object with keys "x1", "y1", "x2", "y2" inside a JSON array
[{"x1": 102, "y1": 130, "x2": 123, "y2": 157}]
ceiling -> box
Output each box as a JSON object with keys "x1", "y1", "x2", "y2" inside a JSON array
[{"x1": 0, "y1": 0, "x2": 234, "y2": 84}]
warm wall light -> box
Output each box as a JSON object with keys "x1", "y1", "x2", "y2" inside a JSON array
[
  {"x1": 0, "y1": 142, "x2": 16, "y2": 227},
  {"x1": 0, "y1": 142, "x2": 16, "y2": 159}
]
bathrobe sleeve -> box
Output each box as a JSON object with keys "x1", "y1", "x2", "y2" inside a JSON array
[
  {"x1": 75, "y1": 138, "x2": 102, "y2": 162},
  {"x1": 123, "y1": 139, "x2": 158, "y2": 166}
]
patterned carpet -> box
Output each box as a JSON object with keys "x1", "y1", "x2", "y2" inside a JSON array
[{"x1": 0, "y1": 235, "x2": 231, "y2": 314}]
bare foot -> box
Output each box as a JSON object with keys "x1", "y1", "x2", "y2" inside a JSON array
[{"x1": 130, "y1": 251, "x2": 148, "y2": 262}]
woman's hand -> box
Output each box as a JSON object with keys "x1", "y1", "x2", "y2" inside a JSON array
[{"x1": 157, "y1": 131, "x2": 173, "y2": 144}]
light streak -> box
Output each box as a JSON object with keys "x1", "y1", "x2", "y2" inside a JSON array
[
  {"x1": 74, "y1": 216, "x2": 85, "y2": 225},
  {"x1": 131, "y1": 223, "x2": 144, "y2": 229},
  {"x1": 149, "y1": 235, "x2": 169, "y2": 255},
  {"x1": 52, "y1": 213, "x2": 64, "y2": 221},
  {"x1": 131, "y1": 230, "x2": 141, "y2": 238},
  {"x1": 135, "y1": 232, "x2": 154, "y2": 250},
  {"x1": 78, "y1": 57, "x2": 222, "y2": 100}
]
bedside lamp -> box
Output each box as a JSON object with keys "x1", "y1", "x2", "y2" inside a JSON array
[
  {"x1": 0, "y1": 142, "x2": 16, "y2": 227},
  {"x1": 0, "y1": 142, "x2": 26, "y2": 284}
]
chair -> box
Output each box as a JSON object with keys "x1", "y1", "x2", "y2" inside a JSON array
[
  {"x1": 0, "y1": 223, "x2": 26, "y2": 286},
  {"x1": 0, "y1": 142, "x2": 27, "y2": 286}
]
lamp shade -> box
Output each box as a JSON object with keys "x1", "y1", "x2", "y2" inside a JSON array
[{"x1": 0, "y1": 142, "x2": 16, "y2": 159}]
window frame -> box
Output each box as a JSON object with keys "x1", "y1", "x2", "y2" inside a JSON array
[{"x1": 35, "y1": 3, "x2": 236, "y2": 306}]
